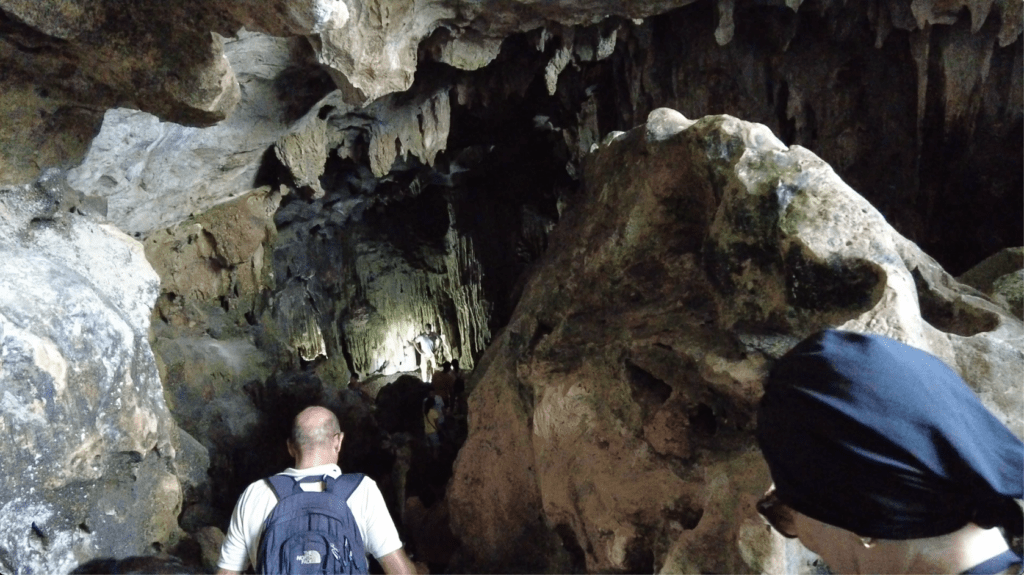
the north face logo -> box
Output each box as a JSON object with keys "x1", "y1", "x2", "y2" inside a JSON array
[{"x1": 297, "y1": 550, "x2": 321, "y2": 565}]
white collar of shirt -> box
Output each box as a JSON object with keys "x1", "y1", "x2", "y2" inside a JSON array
[{"x1": 279, "y1": 464, "x2": 342, "y2": 478}]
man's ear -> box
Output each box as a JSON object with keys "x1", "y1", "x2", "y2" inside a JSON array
[
  {"x1": 286, "y1": 439, "x2": 297, "y2": 459},
  {"x1": 335, "y1": 432, "x2": 344, "y2": 453}
]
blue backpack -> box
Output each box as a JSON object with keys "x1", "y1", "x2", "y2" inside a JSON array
[{"x1": 256, "y1": 473, "x2": 368, "y2": 575}]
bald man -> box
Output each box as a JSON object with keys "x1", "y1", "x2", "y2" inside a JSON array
[{"x1": 216, "y1": 406, "x2": 416, "y2": 575}]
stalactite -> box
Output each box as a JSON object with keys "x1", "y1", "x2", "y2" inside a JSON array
[
  {"x1": 940, "y1": 21, "x2": 995, "y2": 138},
  {"x1": 714, "y1": 0, "x2": 735, "y2": 46},
  {"x1": 432, "y1": 31, "x2": 504, "y2": 70},
  {"x1": 272, "y1": 283, "x2": 328, "y2": 362},
  {"x1": 278, "y1": 87, "x2": 451, "y2": 185},
  {"x1": 545, "y1": 42, "x2": 575, "y2": 96},
  {"x1": 276, "y1": 113, "x2": 330, "y2": 198},
  {"x1": 908, "y1": 26, "x2": 930, "y2": 206},
  {"x1": 294, "y1": 308, "x2": 328, "y2": 361},
  {"x1": 364, "y1": 88, "x2": 451, "y2": 177}
]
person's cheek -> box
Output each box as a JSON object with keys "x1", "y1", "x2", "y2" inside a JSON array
[{"x1": 793, "y1": 515, "x2": 853, "y2": 574}]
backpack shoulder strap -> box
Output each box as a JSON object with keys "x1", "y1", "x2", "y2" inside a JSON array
[
  {"x1": 264, "y1": 474, "x2": 303, "y2": 501},
  {"x1": 324, "y1": 473, "x2": 364, "y2": 501}
]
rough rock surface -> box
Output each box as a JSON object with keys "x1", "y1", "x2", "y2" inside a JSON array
[
  {"x1": 447, "y1": 109, "x2": 1024, "y2": 573},
  {"x1": 140, "y1": 169, "x2": 493, "y2": 535},
  {"x1": 4, "y1": 1, "x2": 1019, "y2": 273},
  {"x1": 336, "y1": 211, "x2": 491, "y2": 376},
  {"x1": 959, "y1": 247, "x2": 1024, "y2": 319},
  {"x1": 0, "y1": 2, "x2": 241, "y2": 128},
  {"x1": 0, "y1": 172, "x2": 186, "y2": 574},
  {"x1": 4, "y1": 0, "x2": 1018, "y2": 121},
  {"x1": 59, "y1": 36, "x2": 456, "y2": 236},
  {"x1": 4, "y1": 0, "x2": 1015, "y2": 276},
  {"x1": 144, "y1": 185, "x2": 283, "y2": 333},
  {"x1": 63, "y1": 31, "x2": 318, "y2": 235},
  {"x1": 0, "y1": 81, "x2": 102, "y2": 188},
  {"x1": 1, "y1": 0, "x2": 1021, "y2": 572},
  {"x1": 566, "y1": 3, "x2": 1021, "y2": 274}
]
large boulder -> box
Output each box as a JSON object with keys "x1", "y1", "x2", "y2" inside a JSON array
[
  {"x1": 0, "y1": 171, "x2": 186, "y2": 574},
  {"x1": 447, "y1": 109, "x2": 1024, "y2": 573}
]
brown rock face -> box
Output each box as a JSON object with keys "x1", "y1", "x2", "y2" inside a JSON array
[
  {"x1": 959, "y1": 247, "x2": 1024, "y2": 319},
  {"x1": 0, "y1": 2, "x2": 241, "y2": 125},
  {"x1": 144, "y1": 186, "x2": 282, "y2": 331},
  {"x1": 447, "y1": 109, "x2": 1024, "y2": 573}
]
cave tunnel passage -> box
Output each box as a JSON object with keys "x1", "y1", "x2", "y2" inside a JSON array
[{"x1": 197, "y1": 50, "x2": 590, "y2": 573}]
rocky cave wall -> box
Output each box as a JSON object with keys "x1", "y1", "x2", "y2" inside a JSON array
[
  {"x1": 0, "y1": 174, "x2": 204, "y2": 574},
  {"x1": 0, "y1": 0, "x2": 1022, "y2": 573}
]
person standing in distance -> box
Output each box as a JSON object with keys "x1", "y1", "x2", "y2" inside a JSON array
[
  {"x1": 430, "y1": 361, "x2": 456, "y2": 411},
  {"x1": 413, "y1": 324, "x2": 438, "y2": 382},
  {"x1": 216, "y1": 406, "x2": 416, "y2": 574}
]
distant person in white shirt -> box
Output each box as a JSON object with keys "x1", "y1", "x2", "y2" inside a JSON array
[
  {"x1": 412, "y1": 324, "x2": 439, "y2": 382},
  {"x1": 215, "y1": 406, "x2": 416, "y2": 574}
]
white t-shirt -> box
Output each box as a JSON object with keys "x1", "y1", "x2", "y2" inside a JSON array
[
  {"x1": 216, "y1": 464, "x2": 403, "y2": 572},
  {"x1": 414, "y1": 333, "x2": 435, "y2": 355}
]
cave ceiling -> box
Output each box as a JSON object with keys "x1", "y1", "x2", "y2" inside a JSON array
[{"x1": 1, "y1": 0, "x2": 1022, "y2": 348}]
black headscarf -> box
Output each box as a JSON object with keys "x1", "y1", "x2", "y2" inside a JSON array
[{"x1": 757, "y1": 329, "x2": 1024, "y2": 539}]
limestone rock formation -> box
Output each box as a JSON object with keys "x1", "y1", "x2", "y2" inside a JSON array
[
  {"x1": 959, "y1": 247, "x2": 1024, "y2": 319},
  {"x1": 64, "y1": 31, "x2": 317, "y2": 235},
  {"x1": 337, "y1": 217, "x2": 490, "y2": 376},
  {"x1": 0, "y1": 172, "x2": 186, "y2": 574},
  {"x1": 0, "y1": 2, "x2": 241, "y2": 126},
  {"x1": 143, "y1": 185, "x2": 281, "y2": 523},
  {"x1": 144, "y1": 185, "x2": 283, "y2": 332},
  {"x1": 142, "y1": 175, "x2": 492, "y2": 536},
  {"x1": 447, "y1": 109, "x2": 1024, "y2": 573},
  {"x1": 273, "y1": 84, "x2": 452, "y2": 197}
]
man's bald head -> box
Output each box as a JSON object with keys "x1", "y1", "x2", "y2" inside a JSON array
[{"x1": 289, "y1": 406, "x2": 341, "y2": 454}]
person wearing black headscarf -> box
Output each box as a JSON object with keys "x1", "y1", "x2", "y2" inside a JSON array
[{"x1": 756, "y1": 329, "x2": 1024, "y2": 574}]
